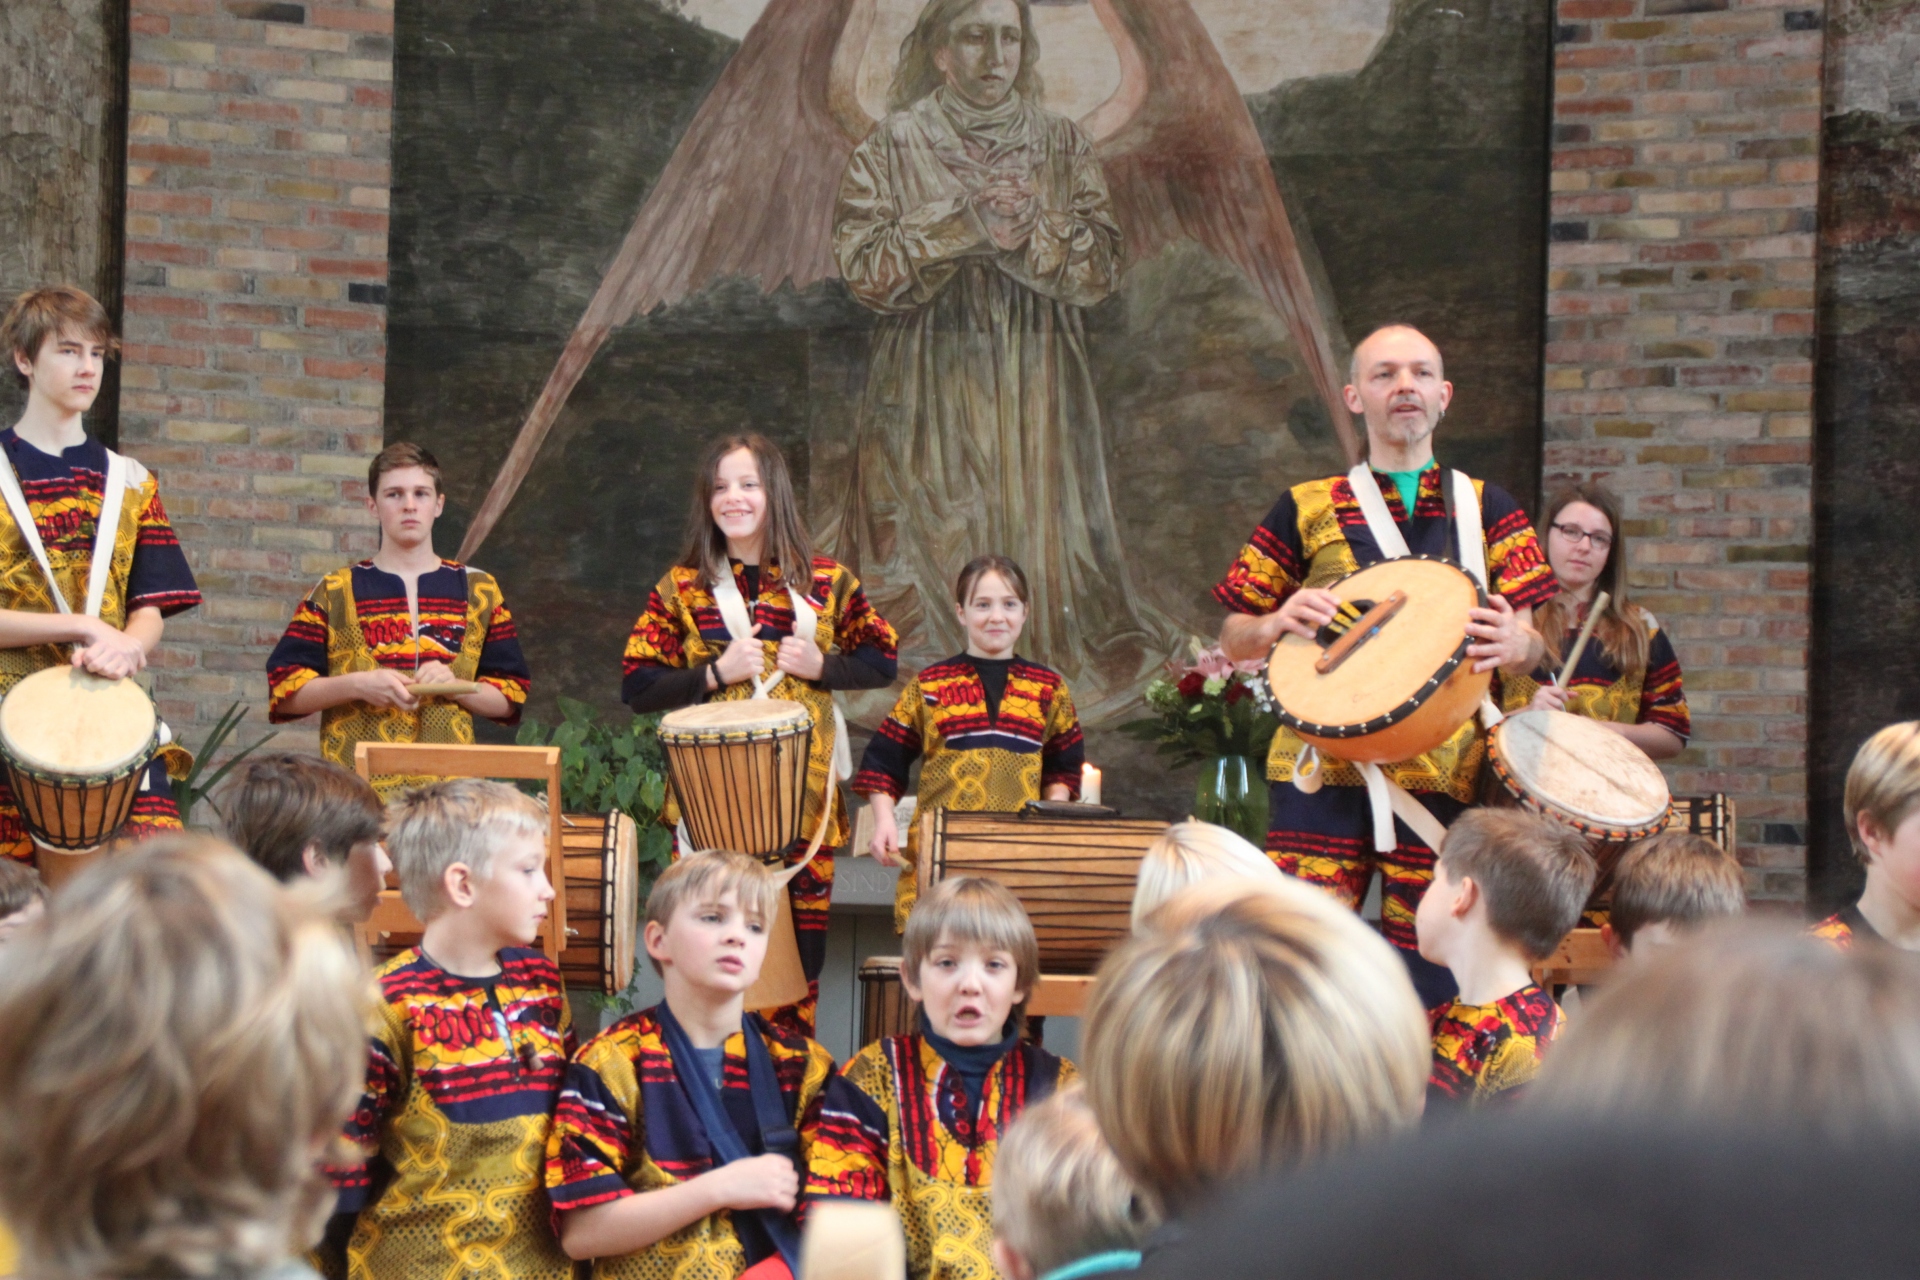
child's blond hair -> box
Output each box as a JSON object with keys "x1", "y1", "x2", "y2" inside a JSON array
[
  {"x1": 0, "y1": 857, "x2": 46, "y2": 919},
  {"x1": 1085, "y1": 877, "x2": 1427, "y2": 1219},
  {"x1": 1437, "y1": 808, "x2": 1597, "y2": 960},
  {"x1": 0, "y1": 833, "x2": 369, "y2": 1279},
  {"x1": 644, "y1": 850, "x2": 780, "y2": 975},
  {"x1": 1846, "y1": 721, "x2": 1920, "y2": 861},
  {"x1": 903, "y1": 877, "x2": 1040, "y2": 1034},
  {"x1": 992, "y1": 1085, "x2": 1142, "y2": 1275},
  {"x1": 1131, "y1": 820, "x2": 1282, "y2": 930},
  {"x1": 386, "y1": 777, "x2": 547, "y2": 918},
  {"x1": 1609, "y1": 831, "x2": 1745, "y2": 947}
]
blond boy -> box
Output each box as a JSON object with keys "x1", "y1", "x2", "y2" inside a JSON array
[
  {"x1": 0, "y1": 860, "x2": 45, "y2": 946},
  {"x1": 324, "y1": 778, "x2": 573, "y2": 1280},
  {"x1": 991, "y1": 1086, "x2": 1142, "y2": 1280},
  {"x1": 1415, "y1": 808, "x2": 1596, "y2": 1106},
  {"x1": 1814, "y1": 721, "x2": 1920, "y2": 949},
  {"x1": 546, "y1": 851, "x2": 836, "y2": 1278},
  {"x1": 1603, "y1": 831, "x2": 1745, "y2": 959}
]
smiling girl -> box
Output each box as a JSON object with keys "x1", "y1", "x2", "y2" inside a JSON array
[
  {"x1": 1501, "y1": 481, "x2": 1689, "y2": 761},
  {"x1": 853, "y1": 555, "x2": 1085, "y2": 931},
  {"x1": 621, "y1": 432, "x2": 899, "y2": 1035}
]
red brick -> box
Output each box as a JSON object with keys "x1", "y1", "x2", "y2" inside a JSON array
[
  {"x1": 303, "y1": 358, "x2": 384, "y2": 381},
  {"x1": 302, "y1": 306, "x2": 384, "y2": 331},
  {"x1": 128, "y1": 142, "x2": 212, "y2": 168},
  {"x1": 307, "y1": 257, "x2": 386, "y2": 277}
]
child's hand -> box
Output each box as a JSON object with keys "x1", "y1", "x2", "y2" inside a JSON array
[
  {"x1": 70, "y1": 618, "x2": 147, "y2": 680},
  {"x1": 869, "y1": 812, "x2": 902, "y2": 867},
  {"x1": 352, "y1": 669, "x2": 420, "y2": 709},
  {"x1": 713, "y1": 625, "x2": 766, "y2": 687},
  {"x1": 711, "y1": 1154, "x2": 798, "y2": 1212}
]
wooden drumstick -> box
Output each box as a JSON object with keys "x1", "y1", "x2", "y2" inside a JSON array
[
  {"x1": 407, "y1": 680, "x2": 482, "y2": 697},
  {"x1": 1555, "y1": 590, "x2": 1611, "y2": 687}
]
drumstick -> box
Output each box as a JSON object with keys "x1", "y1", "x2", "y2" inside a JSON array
[
  {"x1": 1555, "y1": 590, "x2": 1610, "y2": 687},
  {"x1": 406, "y1": 680, "x2": 482, "y2": 697}
]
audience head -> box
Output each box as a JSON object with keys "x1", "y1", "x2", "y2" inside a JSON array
[
  {"x1": 1131, "y1": 820, "x2": 1282, "y2": 931},
  {"x1": 0, "y1": 858, "x2": 47, "y2": 945},
  {"x1": 1604, "y1": 831, "x2": 1744, "y2": 957},
  {"x1": 0, "y1": 834, "x2": 369, "y2": 1280},
  {"x1": 222, "y1": 753, "x2": 390, "y2": 922},
  {"x1": 1085, "y1": 877, "x2": 1428, "y2": 1220},
  {"x1": 643, "y1": 849, "x2": 778, "y2": 988},
  {"x1": 1532, "y1": 920, "x2": 1920, "y2": 1136},
  {"x1": 902, "y1": 875, "x2": 1039, "y2": 1044},
  {"x1": 1417, "y1": 808, "x2": 1596, "y2": 964},
  {"x1": 992, "y1": 1085, "x2": 1142, "y2": 1280},
  {"x1": 1846, "y1": 722, "x2": 1920, "y2": 888},
  {"x1": 386, "y1": 778, "x2": 552, "y2": 938}
]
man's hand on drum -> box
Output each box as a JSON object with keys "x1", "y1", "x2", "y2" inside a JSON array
[
  {"x1": 70, "y1": 618, "x2": 147, "y2": 680},
  {"x1": 710, "y1": 625, "x2": 766, "y2": 689},
  {"x1": 1273, "y1": 587, "x2": 1344, "y2": 641},
  {"x1": 1466, "y1": 595, "x2": 1541, "y2": 674},
  {"x1": 774, "y1": 633, "x2": 825, "y2": 682},
  {"x1": 1528, "y1": 682, "x2": 1572, "y2": 713},
  {"x1": 348, "y1": 669, "x2": 420, "y2": 710}
]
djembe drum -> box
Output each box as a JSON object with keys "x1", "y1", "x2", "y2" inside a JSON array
[
  {"x1": 0, "y1": 666, "x2": 160, "y2": 884},
  {"x1": 858, "y1": 955, "x2": 915, "y2": 1046}
]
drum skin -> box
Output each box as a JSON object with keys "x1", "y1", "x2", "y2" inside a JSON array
[
  {"x1": 659, "y1": 697, "x2": 813, "y2": 856},
  {"x1": 0, "y1": 667, "x2": 159, "y2": 853},
  {"x1": 1490, "y1": 709, "x2": 1671, "y2": 841},
  {"x1": 1265, "y1": 557, "x2": 1489, "y2": 766}
]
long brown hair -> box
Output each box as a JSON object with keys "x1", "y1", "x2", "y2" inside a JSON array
[
  {"x1": 1534, "y1": 480, "x2": 1651, "y2": 677},
  {"x1": 677, "y1": 433, "x2": 816, "y2": 589},
  {"x1": 888, "y1": 0, "x2": 1043, "y2": 112}
]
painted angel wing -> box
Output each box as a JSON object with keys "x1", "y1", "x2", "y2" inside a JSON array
[
  {"x1": 1084, "y1": 0, "x2": 1359, "y2": 464},
  {"x1": 459, "y1": 0, "x2": 875, "y2": 559}
]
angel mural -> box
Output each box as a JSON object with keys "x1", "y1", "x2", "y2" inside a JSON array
[{"x1": 458, "y1": 0, "x2": 1368, "y2": 721}]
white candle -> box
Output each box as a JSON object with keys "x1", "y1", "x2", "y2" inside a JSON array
[{"x1": 1081, "y1": 763, "x2": 1102, "y2": 806}]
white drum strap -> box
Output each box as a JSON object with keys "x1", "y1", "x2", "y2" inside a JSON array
[
  {"x1": 709, "y1": 572, "x2": 852, "y2": 782},
  {"x1": 1444, "y1": 471, "x2": 1506, "y2": 732},
  {"x1": 1346, "y1": 463, "x2": 1411, "y2": 560},
  {"x1": 1293, "y1": 744, "x2": 1449, "y2": 854},
  {"x1": 0, "y1": 447, "x2": 130, "y2": 618}
]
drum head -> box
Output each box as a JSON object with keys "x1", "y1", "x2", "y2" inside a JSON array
[
  {"x1": 1494, "y1": 709, "x2": 1671, "y2": 834},
  {"x1": 607, "y1": 811, "x2": 638, "y2": 994},
  {"x1": 1267, "y1": 557, "x2": 1482, "y2": 733},
  {"x1": 659, "y1": 697, "x2": 812, "y2": 738},
  {"x1": 0, "y1": 667, "x2": 157, "y2": 776}
]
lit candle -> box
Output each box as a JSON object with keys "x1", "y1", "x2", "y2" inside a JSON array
[{"x1": 1081, "y1": 763, "x2": 1102, "y2": 806}]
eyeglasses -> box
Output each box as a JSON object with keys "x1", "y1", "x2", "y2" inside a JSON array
[{"x1": 1550, "y1": 521, "x2": 1613, "y2": 552}]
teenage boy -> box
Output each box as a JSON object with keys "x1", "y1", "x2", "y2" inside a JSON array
[
  {"x1": 266, "y1": 442, "x2": 531, "y2": 796},
  {"x1": 322, "y1": 778, "x2": 573, "y2": 1280},
  {"x1": 547, "y1": 851, "x2": 837, "y2": 1280},
  {"x1": 1416, "y1": 808, "x2": 1596, "y2": 1107},
  {"x1": 1603, "y1": 831, "x2": 1745, "y2": 960},
  {"x1": 0, "y1": 286, "x2": 202, "y2": 861},
  {"x1": 1814, "y1": 721, "x2": 1920, "y2": 949},
  {"x1": 221, "y1": 753, "x2": 392, "y2": 924}
]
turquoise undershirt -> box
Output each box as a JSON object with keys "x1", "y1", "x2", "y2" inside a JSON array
[
  {"x1": 1379, "y1": 460, "x2": 1437, "y2": 517},
  {"x1": 1038, "y1": 1250, "x2": 1144, "y2": 1280}
]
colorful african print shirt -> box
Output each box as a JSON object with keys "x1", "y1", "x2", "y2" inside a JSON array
[
  {"x1": 327, "y1": 947, "x2": 575, "y2": 1280},
  {"x1": 266, "y1": 560, "x2": 530, "y2": 794},
  {"x1": 853, "y1": 655, "x2": 1084, "y2": 928},
  {"x1": 1427, "y1": 982, "x2": 1563, "y2": 1107},
  {"x1": 545, "y1": 1005, "x2": 837, "y2": 1280},
  {"x1": 622, "y1": 557, "x2": 899, "y2": 847},
  {"x1": 1812, "y1": 904, "x2": 1875, "y2": 949},
  {"x1": 808, "y1": 1033, "x2": 1074, "y2": 1280},
  {"x1": 1213, "y1": 467, "x2": 1557, "y2": 802},
  {"x1": 1501, "y1": 609, "x2": 1690, "y2": 741},
  {"x1": 0, "y1": 431, "x2": 200, "y2": 861}
]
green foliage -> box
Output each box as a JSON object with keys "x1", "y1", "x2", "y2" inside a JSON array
[
  {"x1": 516, "y1": 698, "x2": 675, "y2": 878},
  {"x1": 175, "y1": 701, "x2": 277, "y2": 826},
  {"x1": 1117, "y1": 669, "x2": 1280, "y2": 769}
]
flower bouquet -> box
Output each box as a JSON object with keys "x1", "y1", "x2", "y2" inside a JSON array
[{"x1": 1120, "y1": 640, "x2": 1280, "y2": 844}]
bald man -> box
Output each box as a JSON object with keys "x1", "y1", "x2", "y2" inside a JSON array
[{"x1": 1215, "y1": 324, "x2": 1558, "y2": 1006}]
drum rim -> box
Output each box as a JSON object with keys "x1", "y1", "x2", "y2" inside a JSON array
[
  {"x1": 657, "y1": 698, "x2": 813, "y2": 739},
  {"x1": 0, "y1": 668, "x2": 160, "y2": 776},
  {"x1": 658, "y1": 721, "x2": 814, "y2": 745},
  {"x1": 1262, "y1": 555, "x2": 1488, "y2": 739},
  {"x1": 1488, "y1": 735, "x2": 1672, "y2": 839}
]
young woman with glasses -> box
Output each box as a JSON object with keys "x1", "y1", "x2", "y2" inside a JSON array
[{"x1": 1503, "y1": 482, "x2": 1689, "y2": 760}]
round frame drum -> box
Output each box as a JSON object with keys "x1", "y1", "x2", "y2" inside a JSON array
[
  {"x1": 659, "y1": 699, "x2": 812, "y2": 856},
  {"x1": 1265, "y1": 556, "x2": 1489, "y2": 765},
  {"x1": 558, "y1": 811, "x2": 640, "y2": 995},
  {"x1": 0, "y1": 666, "x2": 158, "y2": 853}
]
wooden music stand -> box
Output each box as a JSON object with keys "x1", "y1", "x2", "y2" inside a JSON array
[
  {"x1": 1531, "y1": 927, "x2": 1614, "y2": 988},
  {"x1": 353, "y1": 742, "x2": 568, "y2": 961}
]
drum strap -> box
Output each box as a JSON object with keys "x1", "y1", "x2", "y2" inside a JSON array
[
  {"x1": 0, "y1": 446, "x2": 133, "y2": 618},
  {"x1": 709, "y1": 572, "x2": 853, "y2": 784}
]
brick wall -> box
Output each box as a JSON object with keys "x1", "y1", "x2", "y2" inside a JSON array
[
  {"x1": 1543, "y1": 0, "x2": 1822, "y2": 900},
  {"x1": 118, "y1": 0, "x2": 392, "y2": 770}
]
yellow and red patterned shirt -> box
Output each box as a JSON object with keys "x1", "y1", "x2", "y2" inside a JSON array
[
  {"x1": 545, "y1": 1007, "x2": 837, "y2": 1280},
  {"x1": 1213, "y1": 467, "x2": 1557, "y2": 801},
  {"x1": 1811, "y1": 905, "x2": 1874, "y2": 949},
  {"x1": 852, "y1": 655, "x2": 1084, "y2": 928},
  {"x1": 1427, "y1": 982, "x2": 1563, "y2": 1107},
  {"x1": 807, "y1": 1034, "x2": 1074, "y2": 1280},
  {"x1": 1501, "y1": 609, "x2": 1690, "y2": 741}
]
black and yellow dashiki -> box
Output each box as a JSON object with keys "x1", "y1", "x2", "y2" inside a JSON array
[
  {"x1": 1426, "y1": 982, "x2": 1564, "y2": 1109},
  {"x1": 325, "y1": 947, "x2": 575, "y2": 1280},
  {"x1": 545, "y1": 1007, "x2": 836, "y2": 1280},
  {"x1": 1213, "y1": 466, "x2": 1558, "y2": 998},
  {"x1": 852, "y1": 654, "x2": 1084, "y2": 930},
  {"x1": 1501, "y1": 607, "x2": 1691, "y2": 741},
  {"x1": 1811, "y1": 904, "x2": 1876, "y2": 949},
  {"x1": 808, "y1": 1033, "x2": 1073, "y2": 1280},
  {"x1": 622, "y1": 555, "x2": 899, "y2": 1035},
  {"x1": 0, "y1": 430, "x2": 201, "y2": 862},
  {"x1": 265, "y1": 559, "x2": 530, "y2": 797}
]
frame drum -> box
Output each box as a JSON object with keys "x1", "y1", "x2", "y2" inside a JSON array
[
  {"x1": 658, "y1": 699, "x2": 813, "y2": 856},
  {"x1": 0, "y1": 666, "x2": 158, "y2": 855}
]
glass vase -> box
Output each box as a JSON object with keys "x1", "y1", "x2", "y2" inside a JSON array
[{"x1": 1192, "y1": 754, "x2": 1266, "y2": 847}]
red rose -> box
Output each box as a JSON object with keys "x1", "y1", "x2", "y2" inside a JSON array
[
  {"x1": 1176, "y1": 671, "x2": 1206, "y2": 698},
  {"x1": 1224, "y1": 679, "x2": 1249, "y2": 705}
]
